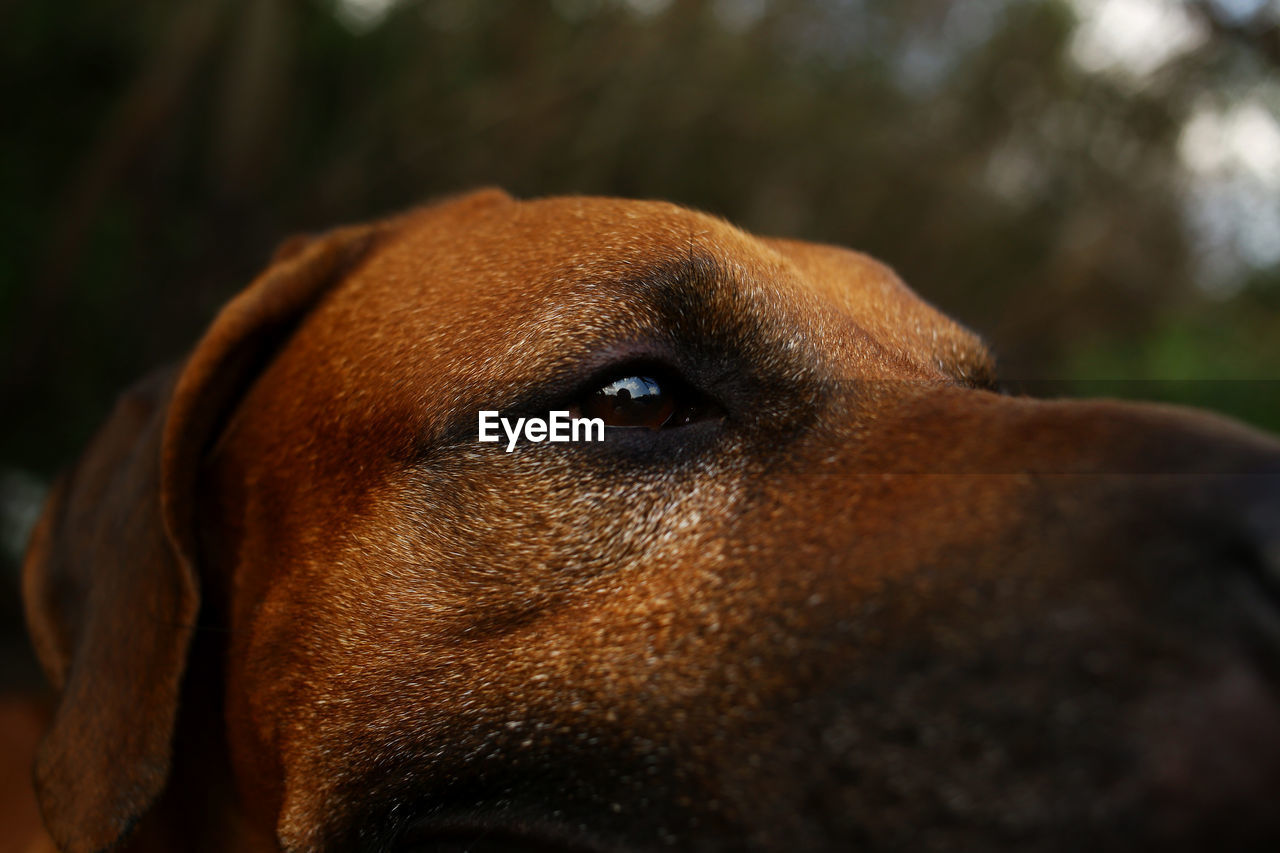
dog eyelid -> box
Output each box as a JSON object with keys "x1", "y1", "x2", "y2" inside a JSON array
[{"x1": 570, "y1": 367, "x2": 722, "y2": 430}]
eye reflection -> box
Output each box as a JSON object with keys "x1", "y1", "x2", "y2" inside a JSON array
[{"x1": 581, "y1": 375, "x2": 676, "y2": 429}]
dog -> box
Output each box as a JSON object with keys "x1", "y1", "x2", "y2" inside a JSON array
[{"x1": 18, "y1": 188, "x2": 1280, "y2": 852}]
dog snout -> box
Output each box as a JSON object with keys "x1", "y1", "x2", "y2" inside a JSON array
[
  {"x1": 1242, "y1": 484, "x2": 1280, "y2": 588},
  {"x1": 1225, "y1": 477, "x2": 1280, "y2": 657},
  {"x1": 712, "y1": 391, "x2": 1280, "y2": 849},
  {"x1": 898, "y1": 390, "x2": 1280, "y2": 628}
]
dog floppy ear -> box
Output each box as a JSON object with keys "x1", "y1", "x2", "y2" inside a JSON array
[{"x1": 22, "y1": 222, "x2": 383, "y2": 853}]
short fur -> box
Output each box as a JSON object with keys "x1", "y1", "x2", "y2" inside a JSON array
[{"x1": 22, "y1": 189, "x2": 1280, "y2": 852}]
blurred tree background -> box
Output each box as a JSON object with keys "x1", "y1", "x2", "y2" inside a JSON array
[{"x1": 2, "y1": 0, "x2": 1279, "y2": 678}]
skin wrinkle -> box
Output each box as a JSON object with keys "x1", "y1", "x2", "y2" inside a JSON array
[
  {"x1": 22, "y1": 189, "x2": 1280, "y2": 852},
  {"x1": 217, "y1": 195, "x2": 1275, "y2": 850}
]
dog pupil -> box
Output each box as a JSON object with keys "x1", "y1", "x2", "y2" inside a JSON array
[{"x1": 588, "y1": 375, "x2": 675, "y2": 428}]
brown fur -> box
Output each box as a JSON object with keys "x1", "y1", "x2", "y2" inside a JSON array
[{"x1": 19, "y1": 189, "x2": 1280, "y2": 851}]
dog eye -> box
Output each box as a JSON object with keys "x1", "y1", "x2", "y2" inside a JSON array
[{"x1": 573, "y1": 371, "x2": 721, "y2": 430}]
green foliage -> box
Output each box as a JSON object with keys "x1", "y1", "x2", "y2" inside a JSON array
[{"x1": 1065, "y1": 292, "x2": 1280, "y2": 432}]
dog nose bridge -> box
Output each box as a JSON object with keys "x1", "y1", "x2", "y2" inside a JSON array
[
  {"x1": 758, "y1": 388, "x2": 1280, "y2": 590},
  {"x1": 861, "y1": 387, "x2": 1280, "y2": 475},
  {"x1": 846, "y1": 389, "x2": 1280, "y2": 629},
  {"x1": 755, "y1": 388, "x2": 1278, "y2": 572},
  {"x1": 773, "y1": 386, "x2": 1280, "y2": 532}
]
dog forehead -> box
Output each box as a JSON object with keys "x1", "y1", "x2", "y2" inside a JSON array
[
  {"x1": 306, "y1": 194, "x2": 809, "y2": 387},
  {"x1": 760, "y1": 235, "x2": 994, "y2": 384},
  {"x1": 251, "y1": 193, "x2": 991, "y2": 458},
  {"x1": 340, "y1": 193, "x2": 988, "y2": 372},
  {"x1": 370, "y1": 193, "x2": 784, "y2": 307}
]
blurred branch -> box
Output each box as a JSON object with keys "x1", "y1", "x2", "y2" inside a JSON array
[
  {"x1": 40, "y1": 0, "x2": 228, "y2": 287},
  {"x1": 1190, "y1": 0, "x2": 1280, "y2": 68},
  {"x1": 5, "y1": 0, "x2": 228, "y2": 401}
]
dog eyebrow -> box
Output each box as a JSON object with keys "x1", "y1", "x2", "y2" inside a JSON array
[
  {"x1": 597, "y1": 250, "x2": 1000, "y2": 393},
  {"x1": 582, "y1": 251, "x2": 991, "y2": 398},
  {"x1": 948, "y1": 340, "x2": 1000, "y2": 389},
  {"x1": 593, "y1": 248, "x2": 783, "y2": 358},
  {"x1": 608, "y1": 248, "x2": 726, "y2": 308}
]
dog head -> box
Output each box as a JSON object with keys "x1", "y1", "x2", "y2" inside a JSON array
[{"x1": 24, "y1": 189, "x2": 1280, "y2": 852}]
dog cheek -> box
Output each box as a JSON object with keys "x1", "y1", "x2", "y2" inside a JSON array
[{"x1": 239, "y1": 452, "x2": 751, "y2": 835}]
